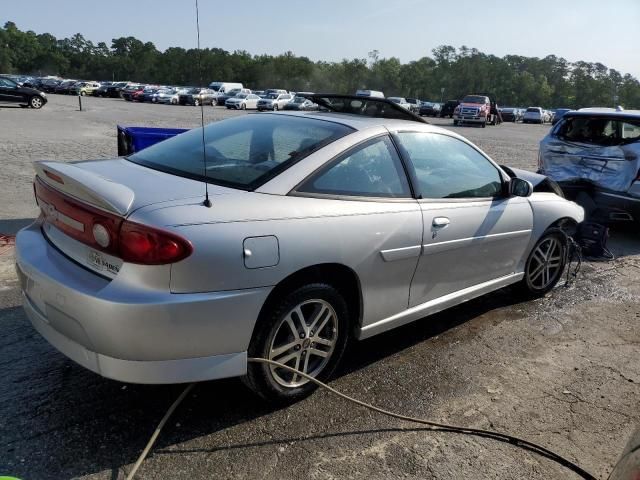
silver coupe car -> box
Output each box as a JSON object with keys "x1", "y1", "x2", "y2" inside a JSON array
[{"x1": 16, "y1": 95, "x2": 584, "y2": 402}]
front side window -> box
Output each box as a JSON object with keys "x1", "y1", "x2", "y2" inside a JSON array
[
  {"x1": 128, "y1": 115, "x2": 353, "y2": 190},
  {"x1": 297, "y1": 136, "x2": 411, "y2": 198},
  {"x1": 396, "y1": 132, "x2": 503, "y2": 199}
]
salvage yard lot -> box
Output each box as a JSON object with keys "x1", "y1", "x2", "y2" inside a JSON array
[{"x1": 1, "y1": 95, "x2": 638, "y2": 479}]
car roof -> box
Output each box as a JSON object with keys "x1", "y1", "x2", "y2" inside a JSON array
[
  {"x1": 267, "y1": 110, "x2": 458, "y2": 136},
  {"x1": 566, "y1": 109, "x2": 640, "y2": 120}
]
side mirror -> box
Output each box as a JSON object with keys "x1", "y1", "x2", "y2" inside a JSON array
[{"x1": 510, "y1": 177, "x2": 533, "y2": 197}]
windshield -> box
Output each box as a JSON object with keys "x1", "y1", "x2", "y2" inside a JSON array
[
  {"x1": 210, "y1": 85, "x2": 222, "y2": 91},
  {"x1": 187, "y1": 88, "x2": 201, "y2": 94},
  {"x1": 462, "y1": 95, "x2": 487, "y2": 103},
  {"x1": 128, "y1": 115, "x2": 353, "y2": 190},
  {"x1": 235, "y1": 94, "x2": 248, "y2": 99}
]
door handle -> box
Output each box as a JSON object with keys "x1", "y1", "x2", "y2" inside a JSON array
[{"x1": 432, "y1": 217, "x2": 450, "y2": 227}]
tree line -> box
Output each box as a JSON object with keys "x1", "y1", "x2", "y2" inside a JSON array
[{"x1": 1, "y1": 21, "x2": 639, "y2": 109}]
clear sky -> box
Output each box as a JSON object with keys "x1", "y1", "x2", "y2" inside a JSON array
[{"x1": 3, "y1": 0, "x2": 639, "y2": 78}]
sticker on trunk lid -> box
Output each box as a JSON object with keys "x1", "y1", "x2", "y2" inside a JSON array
[{"x1": 87, "y1": 249, "x2": 120, "y2": 275}]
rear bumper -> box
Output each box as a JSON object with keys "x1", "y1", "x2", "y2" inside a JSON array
[
  {"x1": 15, "y1": 222, "x2": 271, "y2": 383},
  {"x1": 557, "y1": 182, "x2": 640, "y2": 222},
  {"x1": 23, "y1": 295, "x2": 248, "y2": 383}
]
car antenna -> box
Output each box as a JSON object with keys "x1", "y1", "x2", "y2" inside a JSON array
[{"x1": 195, "y1": 0, "x2": 212, "y2": 207}]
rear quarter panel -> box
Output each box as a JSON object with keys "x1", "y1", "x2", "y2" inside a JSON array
[{"x1": 134, "y1": 193, "x2": 423, "y2": 328}]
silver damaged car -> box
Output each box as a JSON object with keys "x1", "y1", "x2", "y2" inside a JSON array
[{"x1": 16, "y1": 96, "x2": 584, "y2": 401}]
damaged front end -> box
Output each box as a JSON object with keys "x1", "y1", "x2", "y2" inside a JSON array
[{"x1": 538, "y1": 111, "x2": 640, "y2": 223}]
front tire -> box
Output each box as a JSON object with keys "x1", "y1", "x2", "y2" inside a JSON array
[
  {"x1": 194, "y1": 99, "x2": 200, "y2": 106},
  {"x1": 517, "y1": 230, "x2": 567, "y2": 297},
  {"x1": 29, "y1": 96, "x2": 44, "y2": 109},
  {"x1": 273, "y1": 104, "x2": 278, "y2": 111},
  {"x1": 244, "y1": 283, "x2": 349, "y2": 403}
]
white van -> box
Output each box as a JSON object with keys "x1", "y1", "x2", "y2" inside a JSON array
[
  {"x1": 355, "y1": 89, "x2": 384, "y2": 98},
  {"x1": 209, "y1": 82, "x2": 244, "y2": 104}
]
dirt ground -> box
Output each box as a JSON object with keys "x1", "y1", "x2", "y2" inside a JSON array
[{"x1": 0, "y1": 95, "x2": 638, "y2": 479}]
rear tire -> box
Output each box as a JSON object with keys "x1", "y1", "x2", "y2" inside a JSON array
[
  {"x1": 516, "y1": 229, "x2": 567, "y2": 297},
  {"x1": 244, "y1": 283, "x2": 349, "y2": 404},
  {"x1": 274, "y1": 104, "x2": 279, "y2": 111},
  {"x1": 194, "y1": 99, "x2": 200, "y2": 107},
  {"x1": 453, "y1": 120, "x2": 459, "y2": 126}
]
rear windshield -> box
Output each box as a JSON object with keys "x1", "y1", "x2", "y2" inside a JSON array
[
  {"x1": 557, "y1": 116, "x2": 640, "y2": 146},
  {"x1": 526, "y1": 108, "x2": 540, "y2": 113},
  {"x1": 128, "y1": 115, "x2": 353, "y2": 190}
]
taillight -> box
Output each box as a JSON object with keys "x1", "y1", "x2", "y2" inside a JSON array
[
  {"x1": 119, "y1": 222, "x2": 192, "y2": 264},
  {"x1": 35, "y1": 178, "x2": 192, "y2": 265}
]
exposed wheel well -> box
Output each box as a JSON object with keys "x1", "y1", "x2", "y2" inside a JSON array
[
  {"x1": 548, "y1": 217, "x2": 579, "y2": 235},
  {"x1": 257, "y1": 263, "x2": 362, "y2": 334}
]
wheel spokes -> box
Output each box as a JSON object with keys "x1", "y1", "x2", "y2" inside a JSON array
[
  {"x1": 268, "y1": 299, "x2": 338, "y2": 388},
  {"x1": 270, "y1": 340, "x2": 298, "y2": 360},
  {"x1": 529, "y1": 237, "x2": 564, "y2": 289}
]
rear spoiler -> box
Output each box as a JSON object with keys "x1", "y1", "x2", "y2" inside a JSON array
[
  {"x1": 300, "y1": 93, "x2": 428, "y2": 123},
  {"x1": 117, "y1": 125, "x2": 189, "y2": 156},
  {"x1": 34, "y1": 161, "x2": 135, "y2": 216}
]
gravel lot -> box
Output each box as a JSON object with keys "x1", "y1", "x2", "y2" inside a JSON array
[{"x1": 0, "y1": 95, "x2": 638, "y2": 480}]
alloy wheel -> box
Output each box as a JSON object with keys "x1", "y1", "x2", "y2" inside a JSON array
[
  {"x1": 268, "y1": 299, "x2": 338, "y2": 388},
  {"x1": 527, "y1": 237, "x2": 563, "y2": 290}
]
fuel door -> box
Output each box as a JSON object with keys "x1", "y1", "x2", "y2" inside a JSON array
[{"x1": 243, "y1": 235, "x2": 280, "y2": 269}]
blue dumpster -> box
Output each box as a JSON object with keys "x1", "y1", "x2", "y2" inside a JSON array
[{"x1": 117, "y1": 125, "x2": 189, "y2": 156}]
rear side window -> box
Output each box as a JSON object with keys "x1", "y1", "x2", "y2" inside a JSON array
[
  {"x1": 558, "y1": 116, "x2": 640, "y2": 146},
  {"x1": 128, "y1": 115, "x2": 353, "y2": 189},
  {"x1": 298, "y1": 136, "x2": 411, "y2": 198},
  {"x1": 396, "y1": 132, "x2": 503, "y2": 199}
]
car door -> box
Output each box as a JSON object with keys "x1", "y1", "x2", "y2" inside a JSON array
[
  {"x1": 393, "y1": 131, "x2": 533, "y2": 306},
  {"x1": 294, "y1": 134, "x2": 423, "y2": 328}
]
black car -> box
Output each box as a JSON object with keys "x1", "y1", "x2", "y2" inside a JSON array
[
  {"x1": 38, "y1": 79, "x2": 61, "y2": 93},
  {"x1": 440, "y1": 99, "x2": 460, "y2": 118},
  {"x1": 93, "y1": 82, "x2": 112, "y2": 96},
  {"x1": 54, "y1": 80, "x2": 78, "y2": 94},
  {"x1": 178, "y1": 88, "x2": 216, "y2": 106},
  {"x1": 0, "y1": 76, "x2": 47, "y2": 109},
  {"x1": 551, "y1": 108, "x2": 572, "y2": 125},
  {"x1": 419, "y1": 102, "x2": 441, "y2": 117},
  {"x1": 101, "y1": 81, "x2": 130, "y2": 98}
]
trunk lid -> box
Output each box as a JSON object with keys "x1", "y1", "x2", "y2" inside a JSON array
[
  {"x1": 34, "y1": 158, "x2": 236, "y2": 279},
  {"x1": 35, "y1": 158, "x2": 235, "y2": 215}
]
